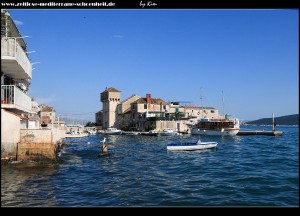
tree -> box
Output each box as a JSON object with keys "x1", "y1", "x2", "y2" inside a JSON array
[{"x1": 85, "y1": 122, "x2": 96, "y2": 127}]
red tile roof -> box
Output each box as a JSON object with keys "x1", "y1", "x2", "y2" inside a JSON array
[
  {"x1": 133, "y1": 97, "x2": 168, "y2": 105},
  {"x1": 39, "y1": 104, "x2": 55, "y2": 112}
]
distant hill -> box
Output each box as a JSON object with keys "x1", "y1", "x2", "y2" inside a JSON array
[{"x1": 246, "y1": 114, "x2": 299, "y2": 125}]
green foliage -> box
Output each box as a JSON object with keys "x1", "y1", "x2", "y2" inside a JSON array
[
  {"x1": 246, "y1": 114, "x2": 299, "y2": 125},
  {"x1": 85, "y1": 122, "x2": 96, "y2": 127}
]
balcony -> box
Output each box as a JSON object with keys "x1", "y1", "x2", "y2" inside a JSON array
[
  {"x1": 1, "y1": 85, "x2": 32, "y2": 113},
  {"x1": 1, "y1": 38, "x2": 32, "y2": 80}
]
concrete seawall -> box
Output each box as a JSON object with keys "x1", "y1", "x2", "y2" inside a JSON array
[
  {"x1": 17, "y1": 128, "x2": 66, "y2": 162},
  {"x1": 1, "y1": 109, "x2": 21, "y2": 160}
]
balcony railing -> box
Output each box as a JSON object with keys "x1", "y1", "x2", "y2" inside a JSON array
[
  {"x1": 1, "y1": 85, "x2": 32, "y2": 112},
  {"x1": 1, "y1": 38, "x2": 32, "y2": 80}
]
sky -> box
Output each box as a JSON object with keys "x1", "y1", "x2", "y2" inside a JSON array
[{"x1": 8, "y1": 9, "x2": 299, "y2": 121}]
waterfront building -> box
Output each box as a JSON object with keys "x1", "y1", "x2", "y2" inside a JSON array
[
  {"x1": 1, "y1": 9, "x2": 36, "y2": 159},
  {"x1": 96, "y1": 87, "x2": 223, "y2": 133},
  {"x1": 95, "y1": 110, "x2": 103, "y2": 127},
  {"x1": 1, "y1": 10, "x2": 65, "y2": 161},
  {"x1": 28, "y1": 114, "x2": 40, "y2": 129},
  {"x1": 116, "y1": 94, "x2": 142, "y2": 130},
  {"x1": 128, "y1": 94, "x2": 170, "y2": 131},
  {"x1": 39, "y1": 104, "x2": 55, "y2": 126}
]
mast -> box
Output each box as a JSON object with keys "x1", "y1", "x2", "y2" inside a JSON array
[
  {"x1": 272, "y1": 113, "x2": 275, "y2": 131},
  {"x1": 222, "y1": 90, "x2": 225, "y2": 118},
  {"x1": 200, "y1": 88, "x2": 204, "y2": 118}
]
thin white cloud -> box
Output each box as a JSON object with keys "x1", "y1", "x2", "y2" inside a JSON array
[
  {"x1": 14, "y1": 20, "x2": 24, "y2": 26},
  {"x1": 35, "y1": 95, "x2": 56, "y2": 105},
  {"x1": 113, "y1": 35, "x2": 125, "y2": 39}
]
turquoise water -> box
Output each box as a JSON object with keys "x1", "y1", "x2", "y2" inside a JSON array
[{"x1": 1, "y1": 126, "x2": 298, "y2": 207}]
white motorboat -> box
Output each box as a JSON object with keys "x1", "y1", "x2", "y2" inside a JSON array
[
  {"x1": 140, "y1": 130, "x2": 159, "y2": 136},
  {"x1": 65, "y1": 131, "x2": 89, "y2": 138},
  {"x1": 103, "y1": 127, "x2": 122, "y2": 135},
  {"x1": 122, "y1": 131, "x2": 139, "y2": 135},
  {"x1": 160, "y1": 128, "x2": 177, "y2": 136},
  {"x1": 167, "y1": 139, "x2": 218, "y2": 151}
]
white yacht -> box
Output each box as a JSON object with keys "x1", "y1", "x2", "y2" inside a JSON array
[{"x1": 190, "y1": 117, "x2": 240, "y2": 136}]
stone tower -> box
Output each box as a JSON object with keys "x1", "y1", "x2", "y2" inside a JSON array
[{"x1": 100, "y1": 87, "x2": 121, "y2": 129}]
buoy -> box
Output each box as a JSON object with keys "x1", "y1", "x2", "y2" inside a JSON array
[
  {"x1": 98, "y1": 152, "x2": 108, "y2": 157},
  {"x1": 98, "y1": 137, "x2": 108, "y2": 157}
]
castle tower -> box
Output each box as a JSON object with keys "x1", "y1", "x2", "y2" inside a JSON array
[{"x1": 100, "y1": 87, "x2": 121, "y2": 129}]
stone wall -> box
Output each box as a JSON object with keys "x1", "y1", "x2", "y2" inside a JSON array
[
  {"x1": 17, "y1": 142, "x2": 58, "y2": 162},
  {"x1": 155, "y1": 120, "x2": 189, "y2": 132},
  {"x1": 18, "y1": 128, "x2": 66, "y2": 162}
]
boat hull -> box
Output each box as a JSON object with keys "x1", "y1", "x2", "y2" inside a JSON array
[
  {"x1": 160, "y1": 132, "x2": 177, "y2": 136},
  {"x1": 167, "y1": 142, "x2": 218, "y2": 151},
  {"x1": 103, "y1": 131, "x2": 122, "y2": 135},
  {"x1": 123, "y1": 131, "x2": 139, "y2": 135},
  {"x1": 140, "y1": 132, "x2": 159, "y2": 136},
  {"x1": 191, "y1": 128, "x2": 239, "y2": 136},
  {"x1": 65, "y1": 133, "x2": 89, "y2": 138},
  {"x1": 103, "y1": 127, "x2": 122, "y2": 135}
]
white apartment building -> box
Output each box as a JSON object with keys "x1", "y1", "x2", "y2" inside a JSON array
[{"x1": 1, "y1": 9, "x2": 36, "y2": 159}]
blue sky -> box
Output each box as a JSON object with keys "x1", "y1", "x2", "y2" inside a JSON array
[{"x1": 9, "y1": 9, "x2": 299, "y2": 121}]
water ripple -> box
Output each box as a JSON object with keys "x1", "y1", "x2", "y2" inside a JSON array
[{"x1": 2, "y1": 126, "x2": 299, "y2": 207}]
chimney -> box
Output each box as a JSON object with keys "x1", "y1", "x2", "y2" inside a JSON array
[{"x1": 146, "y1": 93, "x2": 151, "y2": 105}]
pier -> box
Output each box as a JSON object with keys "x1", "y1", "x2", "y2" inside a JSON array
[
  {"x1": 238, "y1": 113, "x2": 283, "y2": 136},
  {"x1": 237, "y1": 130, "x2": 283, "y2": 136}
]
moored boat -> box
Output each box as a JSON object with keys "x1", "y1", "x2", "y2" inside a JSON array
[
  {"x1": 167, "y1": 139, "x2": 218, "y2": 151},
  {"x1": 103, "y1": 127, "x2": 122, "y2": 135},
  {"x1": 65, "y1": 131, "x2": 89, "y2": 138},
  {"x1": 160, "y1": 128, "x2": 178, "y2": 136},
  {"x1": 140, "y1": 130, "x2": 159, "y2": 136},
  {"x1": 190, "y1": 117, "x2": 240, "y2": 136},
  {"x1": 122, "y1": 131, "x2": 140, "y2": 135}
]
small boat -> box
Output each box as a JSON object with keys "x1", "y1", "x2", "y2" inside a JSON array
[
  {"x1": 65, "y1": 131, "x2": 89, "y2": 138},
  {"x1": 167, "y1": 139, "x2": 218, "y2": 151},
  {"x1": 103, "y1": 127, "x2": 122, "y2": 135},
  {"x1": 160, "y1": 128, "x2": 178, "y2": 136},
  {"x1": 122, "y1": 131, "x2": 140, "y2": 135},
  {"x1": 140, "y1": 130, "x2": 159, "y2": 136}
]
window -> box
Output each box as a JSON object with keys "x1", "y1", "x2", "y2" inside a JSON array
[
  {"x1": 163, "y1": 105, "x2": 166, "y2": 110},
  {"x1": 211, "y1": 110, "x2": 215, "y2": 113},
  {"x1": 132, "y1": 104, "x2": 136, "y2": 110},
  {"x1": 144, "y1": 104, "x2": 147, "y2": 109}
]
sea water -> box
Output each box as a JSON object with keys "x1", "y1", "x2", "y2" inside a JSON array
[{"x1": 1, "y1": 125, "x2": 298, "y2": 207}]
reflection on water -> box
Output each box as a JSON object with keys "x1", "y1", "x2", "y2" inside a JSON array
[{"x1": 1, "y1": 162, "x2": 59, "y2": 206}]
